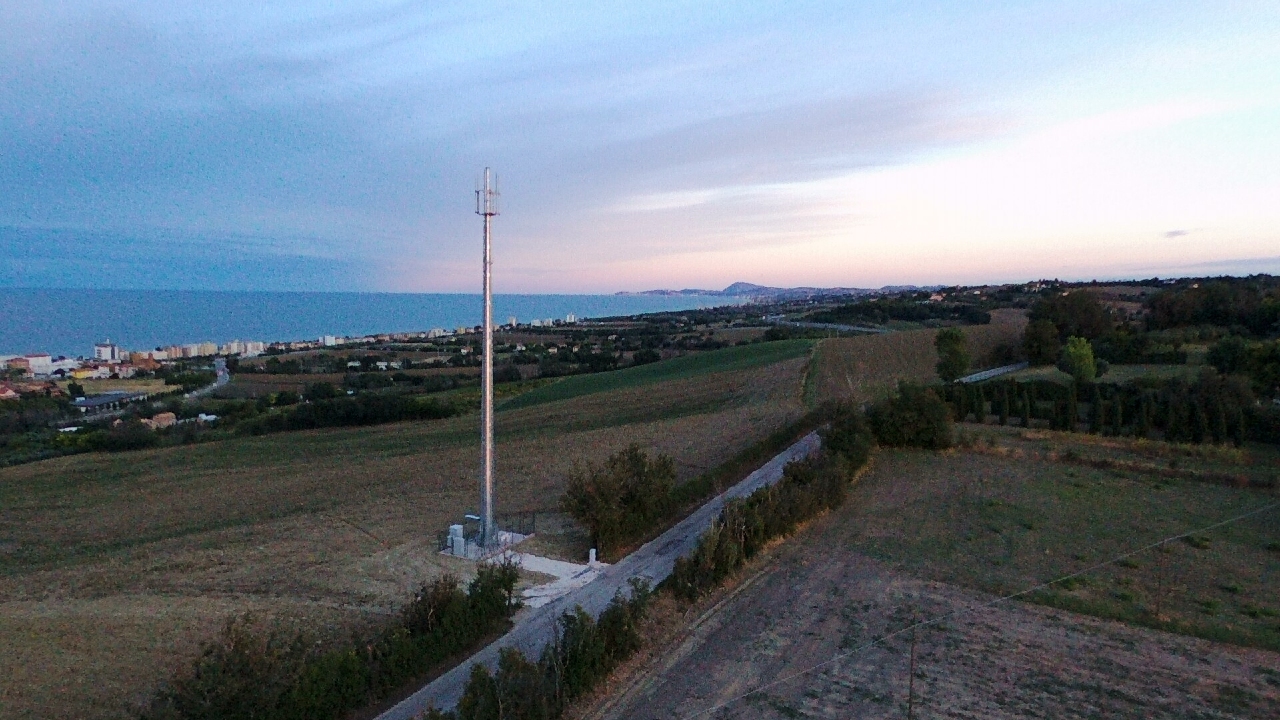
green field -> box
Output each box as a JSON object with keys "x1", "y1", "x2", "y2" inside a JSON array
[{"x1": 500, "y1": 339, "x2": 813, "y2": 410}]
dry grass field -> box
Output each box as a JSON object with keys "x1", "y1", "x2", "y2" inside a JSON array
[
  {"x1": 805, "y1": 310, "x2": 1026, "y2": 406},
  {"x1": 850, "y1": 436, "x2": 1280, "y2": 651},
  {"x1": 57, "y1": 379, "x2": 171, "y2": 395},
  {"x1": 584, "y1": 431, "x2": 1280, "y2": 720},
  {"x1": 0, "y1": 346, "x2": 813, "y2": 719}
]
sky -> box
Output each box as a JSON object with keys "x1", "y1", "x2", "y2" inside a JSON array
[{"x1": 1, "y1": 1, "x2": 1278, "y2": 293}]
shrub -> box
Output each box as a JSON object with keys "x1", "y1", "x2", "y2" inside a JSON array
[
  {"x1": 453, "y1": 582, "x2": 651, "y2": 720},
  {"x1": 1208, "y1": 335, "x2": 1250, "y2": 374},
  {"x1": 494, "y1": 365, "x2": 523, "y2": 383},
  {"x1": 670, "y1": 412, "x2": 873, "y2": 602},
  {"x1": 631, "y1": 348, "x2": 661, "y2": 366},
  {"x1": 934, "y1": 328, "x2": 970, "y2": 383},
  {"x1": 83, "y1": 420, "x2": 161, "y2": 452},
  {"x1": 1058, "y1": 336, "x2": 1097, "y2": 384},
  {"x1": 304, "y1": 382, "x2": 341, "y2": 400},
  {"x1": 141, "y1": 561, "x2": 520, "y2": 720},
  {"x1": 867, "y1": 382, "x2": 952, "y2": 449},
  {"x1": 561, "y1": 446, "x2": 675, "y2": 556},
  {"x1": 1022, "y1": 320, "x2": 1061, "y2": 366},
  {"x1": 819, "y1": 405, "x2": 873, "y2": 468}
]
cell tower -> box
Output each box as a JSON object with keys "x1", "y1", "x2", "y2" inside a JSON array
[{"x1": 476, "y1": 168, "x2": 499, "y2": 548}]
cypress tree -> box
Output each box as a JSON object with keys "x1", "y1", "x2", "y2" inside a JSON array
[
  {"x1": 1230, "y1": 407, "x2": 1246, "y2": 447},
  {"x1": 1191, "y1": 401, "x2": 1208, "y2": 444},
  {"x1": 1209, "y1": 396, "x2": 1227, "y2": 444},
  {"x1": 1165, "y1": 394, "x2": 1183, "y2": 442},
  {"x1": 1067, "y1": 382, "x2": 1079, "y2": 433},
  {"x1": 1088, "y1": 384, "x2": 1103, "y2": 435},
  {"x1": 977, "y1": 385, "x2": 988, "y2": 424},
  {"x1": 1112, "y1": 391, "x2": 1124, "y2": 436},
  {"x1": 1022, "y1": 388, "x2": 1032, "y2": 428},
  {"x1": 1137, "y1": 392, "x2": 1151, "y2": 438},
  {"x1": 998, "y1": 384, "x2": 1010, "y2": 425}
]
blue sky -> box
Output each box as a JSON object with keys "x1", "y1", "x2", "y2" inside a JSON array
[{"x1": 1, "y1": 1, "x2": 1277, "y2": 292}]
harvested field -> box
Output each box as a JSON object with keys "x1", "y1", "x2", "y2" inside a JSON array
[
  {"x1": 63, "y1": 379, "x2": 170, "y2": 395},
  {"x1": 805, "y1": 311, "x2": 1025, "y2": 406},
  {"x1": 0, "y1": 346, "x2": 810, "y2": 719},
  {"x1": 589, "y1": 436, "x2": 1280, "y2": 720},
  {"x1": 592, "y1": 552, "x2": 1280, "y2": 719}
]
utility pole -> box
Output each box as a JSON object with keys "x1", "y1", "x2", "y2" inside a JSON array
[{"x1": 476, "y1": 168, "x2": 499, "y2": 548}]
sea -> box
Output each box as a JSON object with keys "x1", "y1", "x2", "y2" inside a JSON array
[{"x1": 0, "y1": 288, "x2": 732, "y2": 358}]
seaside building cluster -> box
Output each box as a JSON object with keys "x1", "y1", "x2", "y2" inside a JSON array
[
  {"x1": 0, "y1": 338, "x2": 266, "y2": 384},
  {"x1": 0, "y1": 313, "x2": 580, "y2": 385}
]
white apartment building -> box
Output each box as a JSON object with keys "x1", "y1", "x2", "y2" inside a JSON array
[{"x1": 94, "y1": 341, "x2": 120, "y2": 361}]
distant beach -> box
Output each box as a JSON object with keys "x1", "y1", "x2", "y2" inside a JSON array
[{"x1": 0, "y1": 289, "x2": 732, "y2": 358}]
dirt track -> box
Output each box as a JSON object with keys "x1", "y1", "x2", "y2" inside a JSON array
[{"x1": 591, "y1": 495, "x2": 1280, "y2": 719}]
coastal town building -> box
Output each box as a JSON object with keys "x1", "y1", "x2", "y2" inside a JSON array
[
  {"x1": 94, "y1": 341, "x2": 121, "y2": 361},
  {"x1": 141, "y1": 412, "x2": 177, "y2": 430},
  {"x1": 72, "y1": 391, "x2": 148, "y2": 414},
  {"x1": 4, "y1": 355, "x2": 55, "y2": 376}
]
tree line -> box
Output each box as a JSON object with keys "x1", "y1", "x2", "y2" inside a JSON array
[{"x1": 940, "y1": 373, "x2": 1270, "y2": 445}]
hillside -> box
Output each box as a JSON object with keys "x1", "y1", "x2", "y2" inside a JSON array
[{"x1": 0, "y1": 341, "x2": 814, "y2": 719}]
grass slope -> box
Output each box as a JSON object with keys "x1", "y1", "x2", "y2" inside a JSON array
[
  {"x1": 848, "y1": 428, "x2": 1280, "y2": 652},
  {"x1": 500, "y1": 339, "x2": 813, "y2": 411},
  {"x1": 0, "y1": 349, "x2": 813, "y2": 720},
  {"x1": 805, "y1": 317, "x2": 1026, "y2": 406}
]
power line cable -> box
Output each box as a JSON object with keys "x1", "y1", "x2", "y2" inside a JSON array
[{"x1": 681, "y1": 498, "x2": 1280, "y2": 719}]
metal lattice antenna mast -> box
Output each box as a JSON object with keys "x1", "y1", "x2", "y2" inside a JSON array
[{"x1": 476, "y1": 168, "x2": 499, "y2": 548}]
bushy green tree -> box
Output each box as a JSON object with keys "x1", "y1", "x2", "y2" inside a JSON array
[
  {"x1": 1208, "y1": 335, "x2": 1250, "y2": 374},
  {"x1": 1030, "y1": 291, "x2": 1113, "y2": 340},
  {"x1": 274, "y1": 390, "x2": 300, "y2": 406},
  {"x1": 1058, "y1": 336, "x2": 1097, "y2": 384},
  {"x1": 304, "y1": 382, "x2": 340, "y2": 400},
  {"x1": 1022, "y1": 320, "x2": 1061, "y2": 366},
  {"x1": 819, "y1": 405, "x2": 874, "y2": 468},
  {"x1": 867, "y1": 382, "x2": 953, "y2": 449},
  {"x1": 561, "y1": 446, "x2": 675, "y2": 556},
  {"x1": 934, "y1": 328, "x2": 970, "y2": 382}
]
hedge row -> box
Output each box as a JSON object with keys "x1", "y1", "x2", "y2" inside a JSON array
[
  {"x1": 669, "y1": 409, "x2": 875, "y2": 600},
  {"x1": 944, "y1": 373, "x2": 1262, "y2": 445},
  {"x1": 140, "y1": 562, "x2": 520, "y2": 720},
  {"x1": 425, "y1": 582, "x2": 652, "y2": 720},
  {"x1": 236, "y1": 393, "x2": 459, "y2": 436},
  {"x1": 561, "y1": 406, "x2": 837, "y2": 560}
]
